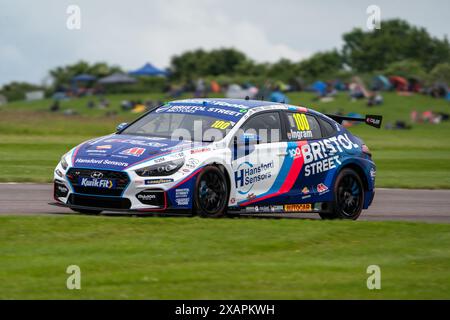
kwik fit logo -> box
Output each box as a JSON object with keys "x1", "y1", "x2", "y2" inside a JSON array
[
  {"x1": 234, "y1": 161, "x2": 274, "y2": 194},
  {"x1": 80, "y1": 178, "x2": 114, "y2": 189}
]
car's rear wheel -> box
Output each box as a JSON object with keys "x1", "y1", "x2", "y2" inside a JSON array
[
  {"x1": 194, "y1": 166, "x2": 229, "y2": 218},
  {"x1": 70, "y1": 208, "x2": 102, "y2": 215},
  {"x1": 319, "y1": 168, "x2": 364, "y2": 220}
]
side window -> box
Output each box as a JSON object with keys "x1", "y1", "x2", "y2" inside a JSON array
[
  {"x1": 285, "y1": 113, "x2": 322, "y2": 140},
  {"x1": 241, "y1": 112, "x2": 282, "y2": 143},
  {"x1": 317, "y1": 117, "x2": 337, "y2": 137}
]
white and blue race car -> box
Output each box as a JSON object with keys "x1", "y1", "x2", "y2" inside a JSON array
[{"x1": 52, "y1": 98, "x2": 381, "y2": 219}]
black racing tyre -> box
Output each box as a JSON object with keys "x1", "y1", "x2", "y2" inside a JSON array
[
  {"x1": 319, "y1": 168, "x2": 364, "y2": 220},
  {"x1": 70, "y1": 208, "x2": 102, "y2": 215},
  {"x1": 194, "y1": 166, "x2": 229, "y2": 218}
]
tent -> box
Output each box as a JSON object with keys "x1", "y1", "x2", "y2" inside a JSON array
[
  {"x1": 269, "y1": 91, "x2": 289, "y2": 103},
  {"x1": 372, "y1": 75, "x2": 391, "y2": 91},
  {"x1": 72, "y1": 74, "x2": 96, "y2": 82},
  {"x1": 98, "y1": 73, "x2": 137, "y2": 84},
  {"x1": 129, "y1": 63, "x2": 167, "y2": 76},
  {"x1": 312, "y1": 81, "x2": 327, "y2": 96},
  {"x1": 389, "y1": 76, "x2": 408, "y2": 91}
]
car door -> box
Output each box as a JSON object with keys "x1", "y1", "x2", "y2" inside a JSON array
[
  {"x1": 282, "y1": 111, "x2": 326, "y2": 200},
  {"x1": 231, "y1": 111, "x2": 287, "y2": 205}
]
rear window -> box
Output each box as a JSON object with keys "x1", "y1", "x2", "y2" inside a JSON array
[
  {"x1": 285, "y1": 113, "x2": 322, "y2": 140},
  {"x1": 318, "y1": 117, "x2": 337, "y2": 137}
]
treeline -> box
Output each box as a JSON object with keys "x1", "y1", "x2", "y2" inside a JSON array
[
  {"x1": 1, "y1": 19, "x2": 449, "y2": 101},
  {"x1": 169, "y1": 19, "x2": 450, "y2": 84}
]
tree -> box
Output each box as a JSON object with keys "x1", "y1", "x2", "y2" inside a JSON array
[
  {"x1": 266, "y1": 59, "x2": 300, "y2": 82},
  {"x1": 428, "y1": 63, "x2": 450, "y2": 85},
  {"x1": 297, "y1": 50, "x2": 343, "y2": 81},
  {"x1": 169, "y1": 48, "x2": 248, "y2": 80},
  {"x1": 383, "y1": 60, "x2": 426, "y2": 79},
  {"x1": 342, "y1": 19, "x2": 450, "y2": 73},
  {"x1": 0, "y1": 81, "x2": 44, "y2": 101},
  {"x1": 49, "y1": 61, "x2": 122, "y2": 88}
]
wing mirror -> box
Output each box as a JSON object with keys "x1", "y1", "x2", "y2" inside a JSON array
[{"x1": 116, "y1": 122, "x2": 128, "y2": 132}]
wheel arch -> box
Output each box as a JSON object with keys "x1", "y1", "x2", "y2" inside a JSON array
[
  {"x1": 210, "y1": 162, "x2": 231, "y2": 193},
  {"x1": 336, "y1": 162, "x2": 369, "y2": 192}
]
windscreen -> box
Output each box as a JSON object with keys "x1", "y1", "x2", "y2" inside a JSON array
[{"x1": 120, "y1": 105, "x2": 244, "y2": 142}]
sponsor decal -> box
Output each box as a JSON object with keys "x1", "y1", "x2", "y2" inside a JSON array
[
  {"x1": 185, "y1": 158, "x2": 199, "y2": 169},
  {"x1": 284, "y1": 204, "x2": 312, "y2": 212},
  {"x1": 287, "y1": 130, "x2": 313, "y2": 140},
  {"x1": 79, "y1": 177, "x2": 115, "y2": 189},
  {"x1": 190, "y1": 148, "x2": 210, "y2": 154},
  {"x1": 96, "y1": 145, "x2": 112, "y2": 150},
  {"x1": 175, "y1": 99, "x2": 250, "y2": 110},
  {"x1": 317, "y1": 183, "x2": 329, "y2": 194},
  {"x1": 289, "y1": 134, "x2": 358, "y2": 176},
  {"x1": 370, "y1": 168, "x2": 376, "y2": 180},
  {"x1": 208, "y1": 108, "x2": 242, "y2": 118},
  {"x1": 175, "y1": 188, "x2": 190, "y2": 206},
  {"x1": 163, "y1": 105, "x2": 207, "y2": 114},
  {"x1": 75, "y1": 158, "x2": 129, "y2": 167},
  {"x1": 136, "y1": 190, "x2": 165, "y2": 206},
  {"x1": 175, "y1": 188, "x2": 189, "y2": 198},
  {"x1": 120, "y1": 147, "x2": 146, "y2": 157},
  {"x1": 86, "y1": 149, "x2": 107, "y2": 154},
  {"x1": 245, "y1": 205, "x2": 283, "y2": 213},
  {"x1": 302, "y1": 186, "x2": 310, "y2": 194},
  {"x1": 137, "y1": 193, "x2": 156, "y2": 201},
  {"x1": 176, "y1": 198, "x2": 189, "y2": 205},
  {"x1": 154, "y1": 157, "x2": 167, "y2": 164},
  {"x1": 230, "y1": 197, "x2": 236, "y2": 204},
  {"x1": 103, "y1": 138, "x2": 167, "y2": 148},
  {"x1": 57, "y1": 185, "x2": 68, "y2": 193},
  {"x1": 234, "y1": 161, "x2": 274, "y2": 195},
  {"x1": 246, "y1": 193, "x2": 256, "y2": 200},
  {"x1": 145, "y1": 178, "x2": 174, "y2": 185}
]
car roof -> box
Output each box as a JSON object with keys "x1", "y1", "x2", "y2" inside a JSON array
[
  {"x1": 167, "y1": 98, "x2": 329, "y2": 122},
  {"x1": 170, "y1": 98, "x2": 283, "y2": 109}
]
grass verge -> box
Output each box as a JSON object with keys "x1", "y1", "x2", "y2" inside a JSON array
[{"x1": 1, "y1": 216, "x2": 449, "y2": 299}]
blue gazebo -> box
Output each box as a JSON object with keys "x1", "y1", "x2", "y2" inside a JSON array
[{"x1": 129, "y1": 63, "x2": 167, "y2": 77}]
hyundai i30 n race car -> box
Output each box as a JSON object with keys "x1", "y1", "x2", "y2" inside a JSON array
[{"x1": 52, "y1": 98, "x2": 382, "y2": 220}]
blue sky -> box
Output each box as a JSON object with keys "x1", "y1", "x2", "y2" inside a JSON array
[{"x1": 0, "y1": 0, "x2": 449, "y2": 85}]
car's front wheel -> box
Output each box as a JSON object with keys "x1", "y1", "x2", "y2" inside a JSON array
[
  {"x1": 319, "y1": 168, "x2": 364, "y2": 220},
  {"x1": 194, "y1": 166, "x2": 229, "y2": 218}
]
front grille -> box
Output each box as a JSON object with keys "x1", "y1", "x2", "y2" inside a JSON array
[
  {"x1": 66, "y1": 168, "x2": 129, "y2": 196},
  {"x1": 68, "y1": 194, "x2": 131, "y2": 209}
]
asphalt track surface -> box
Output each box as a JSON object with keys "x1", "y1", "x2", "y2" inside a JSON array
[{"x1": 0, "y1": 183, "x2": 449, "y2": 223}]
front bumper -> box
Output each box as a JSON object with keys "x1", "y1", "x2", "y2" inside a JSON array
[{"x1": 53, "y1": 166, "x2": 178, "y2": 212}]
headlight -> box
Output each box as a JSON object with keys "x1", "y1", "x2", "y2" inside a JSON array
[
  {"x1": 135, "y1": 158, "x2": 184, "y2": 177},
  {"x1": 60, "y1": 153, "x2": 69, "y2": 170}
]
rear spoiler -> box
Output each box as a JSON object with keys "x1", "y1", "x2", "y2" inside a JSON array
[{"x1": 325, "y1": 114, "x2": 383, "y2": 129}]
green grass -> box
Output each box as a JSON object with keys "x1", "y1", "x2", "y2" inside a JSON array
[
  {"x1": 0, "y1": 91, "x2": 449, "y2": 187},
  {"x1": 0, "y1": 215, "x2": 449, "y2": 299}
]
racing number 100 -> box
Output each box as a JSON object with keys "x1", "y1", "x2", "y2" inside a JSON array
[
  {"x1": 211, "y1": 120, "x2": 231, "y2": 130},
  {"x1": 293, "y1": 113, "x2": 310, "y2": 131}
]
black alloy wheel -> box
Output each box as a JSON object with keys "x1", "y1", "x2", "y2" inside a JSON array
[
  {"x1": 194, "y1": 166, "x2": 229, "y2": 217},
  {"x1": 319, "y1": 168, "x2": 364, "y2": 220}
]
